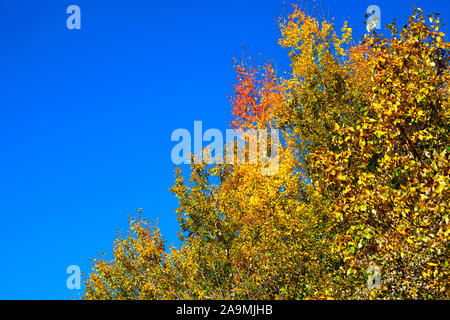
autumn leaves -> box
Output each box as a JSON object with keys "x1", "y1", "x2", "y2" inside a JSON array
[{"x1": 84, "y1": 6, "x2": 449, "y2": 300}]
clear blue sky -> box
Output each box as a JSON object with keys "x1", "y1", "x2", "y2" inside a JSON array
[{"x1": 0, "y1": 0, "x2": 448, "y2": 300}]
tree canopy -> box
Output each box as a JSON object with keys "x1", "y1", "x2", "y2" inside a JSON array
[{"x1": 84, "y1": 6, "x2": 449, "y2": 300}]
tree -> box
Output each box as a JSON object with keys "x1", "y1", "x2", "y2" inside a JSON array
[
  {"x1": 309, "y1": 9, "x2": 449, "y2": 298},
  {"x1": 84, "y1": 6, "x2": 449, "y2": 300}
]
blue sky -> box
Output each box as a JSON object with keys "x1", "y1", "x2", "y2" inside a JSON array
[{"x1": 0, "y1": 0, "x2": 448, "y2": 300}]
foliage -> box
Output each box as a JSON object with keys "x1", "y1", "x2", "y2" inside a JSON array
[{"x1": 84, "y1": 6, "x2": 449, "y2": 300}]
